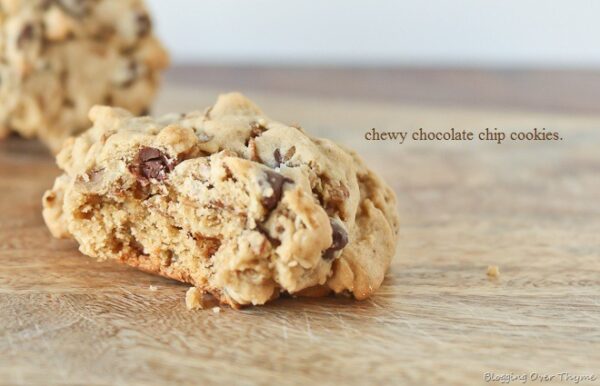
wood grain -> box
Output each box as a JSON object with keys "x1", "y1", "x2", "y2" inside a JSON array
[{"x1": 1, "y1": 85, "x2": 600, "y2": 386}]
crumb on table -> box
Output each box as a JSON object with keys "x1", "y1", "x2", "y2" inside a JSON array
[
  {"x1": 212, "y1": 307, "x2": 221, "y2": 314},
  {"x1": 487, "y1": 265, "x2": 500, "y2": 278},
  {"x1": 149, "y1": 285, "x2": 158, "y2": 291},
  {"x1": 185, "y1": 287, "x2": 206, "y2": 310}
]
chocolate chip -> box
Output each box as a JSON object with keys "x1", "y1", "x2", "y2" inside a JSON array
[
  {"x1": 249, "y1": 121, "x2": 267, "y2": 138},
  {"x1": 103, "y1": 94, "x2": 114, "y2": 105},
  {"x1": 17, "y1": 24, "x2": 35, "y2": 48},
  {"x1": 284, "y1": 146, "x2": 296, "y2": 160},
  {"x1": 139, "y1": 147, "x2": 162, "y2": 161},
  {"x1": 164, "y1": 250, "x2": 173, "y2": 266},
  {"x1": 130, "y1": 147, "x2": 176, "y2": 183},
  {"x1": 92, "y1": 25, "x2": 116, "y2": 41},
  {"x1": 274, "y1": 146, "x2": 296, "y2": 166},
  {"x1": 136, "y1": 12, "x2": 152, "y2": 38},
  {"x1": 322, "y1": 219, "x2": 348, "y2": 260},
  {"x1": 273, "y1": 148, "x2": 282, "y2": 164},
  {"x1": 129, "y1": 239, "x2": 147, "y2": 256},
  {"x1": 142, "y1": 159, "x2": 166, "y2": 179},
  {"x1": 63, "y1": 98, "x2": 75, "y2": 108},
  {"x1": 262, "y1": 171, "x2": 292, "y2": 210}
]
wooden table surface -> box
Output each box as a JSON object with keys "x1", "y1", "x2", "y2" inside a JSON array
[
  {"x1": 166, "y1": 65, "x2": 600, "y2": 114},
  {"x1": 1, "y1": 67, "x2": 600, "y2": 386}
]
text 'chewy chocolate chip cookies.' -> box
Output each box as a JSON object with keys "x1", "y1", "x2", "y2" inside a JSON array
[
  {"x1": 42, "y1": 93, "x2": 399, "y2": 308},
  {"x1": 0, "y1": 0, "x2": 169, "y2": 152}
]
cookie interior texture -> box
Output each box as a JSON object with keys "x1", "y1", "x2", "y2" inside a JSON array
[
  {"x1": 43, "y1": 93, "x2": 399, "y2": 307},
  {"x1": 0, "y1": 0, "x2": 169, "y2": 152}
]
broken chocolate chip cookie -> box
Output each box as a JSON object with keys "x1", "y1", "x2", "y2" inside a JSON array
[
  {"x1": 42, "y1": 93, "x2": 399, "y2": 308},
  {"x1": 0, "y1": 0, "x2": 169, "y2": 152}
]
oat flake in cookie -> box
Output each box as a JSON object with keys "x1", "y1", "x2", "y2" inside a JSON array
[
  {"x1": 42, "y1": 93, "x2": 399, "y2": 308},
  {"x1": 0, "y1": 0, "x2": 168, "y2": 152}
]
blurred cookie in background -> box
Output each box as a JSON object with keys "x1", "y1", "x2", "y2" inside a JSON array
[{"x1": 0, "y1": 0, "x2": 169, "y2": 152}]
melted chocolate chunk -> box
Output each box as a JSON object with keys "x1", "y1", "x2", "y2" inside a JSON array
[
  {"x1": 142, "y1": 159, "x2": 166, "y2": 179},
  {"x1": 131, "y1": 147, "x2": 176, "y2": 183},
  {"x1": 139, "y1": 147, "x2": 162, "y2": 161},
  {"x1": 17, "y1": 24, "x2": 35, "y2": 48},
  {"x1": 136, "y1": 12, "x2": 152, "y2": 38},
  {"x1": 262, "y1": 171, "x2": 292, "y2": 210},
  {"x1": 322, "y1": 219, "x2": 349, "y2": 260}
]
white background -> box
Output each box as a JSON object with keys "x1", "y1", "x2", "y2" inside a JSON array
[{"x1": 146, "y1": 0, "x2": 600, "y2": 67}]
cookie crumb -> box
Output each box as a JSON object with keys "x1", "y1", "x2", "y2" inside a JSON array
[
  {"x1": 486, "y1": 265, "x2": 500, "y2": 278},
  {"x1": 212, "y1": 307, "x2": 221, "y2": 314},
  {"x1": 149, "y1": 285, "x2": 158, "y2": 291},
  {"x1": 185, "y1": 287, "x2": 205, "y2": 310}
]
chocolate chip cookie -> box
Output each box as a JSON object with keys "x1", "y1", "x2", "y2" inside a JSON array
[
  {"x1": 43, "y1": 93, "x2": 399, "y2": 307},
  {"x1": 0, "y1": 0, "x2": 168, "y2": 152}
]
